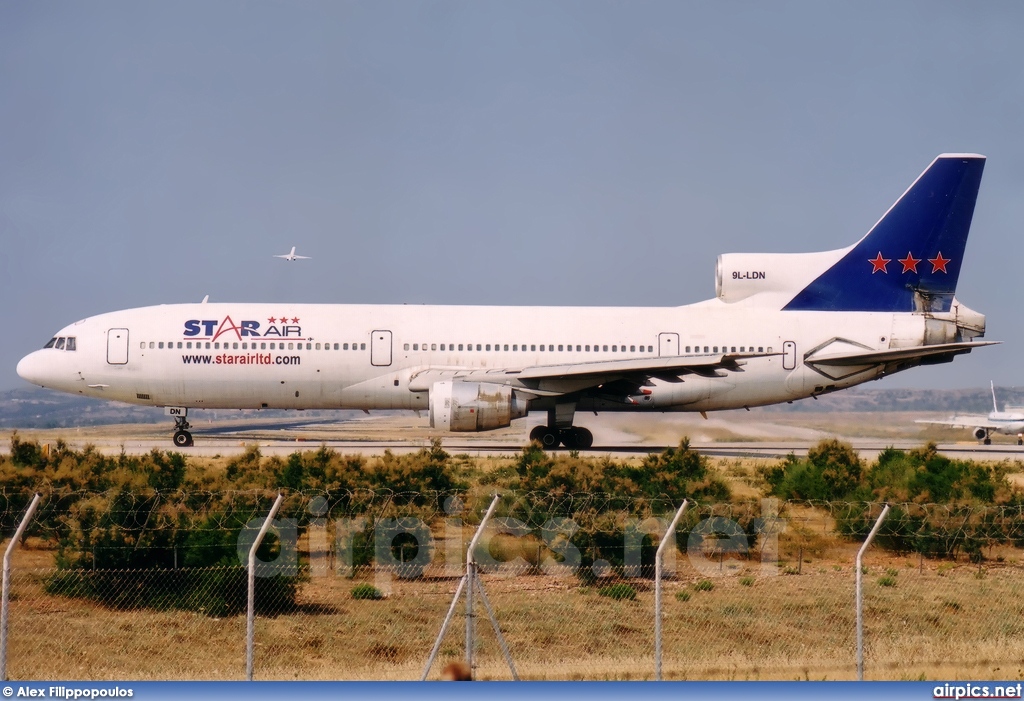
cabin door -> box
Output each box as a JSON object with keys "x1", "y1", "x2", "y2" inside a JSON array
[
  {"x1": 783, "y1": 341, "x2": 797, "y2": 370},
  {"x1": 107, "y1": 328, "x2": 129, "y2": 365},
  {"x1": 658, "y1": 332, "x2": 680, "y2": 357},
  {"x1": 370, "y1": 330, "x2": 392, "y2": 367}
]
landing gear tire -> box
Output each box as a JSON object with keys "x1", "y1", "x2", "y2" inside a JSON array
[
  {"x1": 561, "y1": 427, "x2": 594, "y2": 450},
  {"x1": 984, "y1": 437, "x2": 992, "y2": 445},
  {"x1": 538, "y1": 428, "x2": 561, "y2": 449},
  {"x1": 529, "y1": 426, "x2": 547, "y2": 443},
  {"x1": 1018, "y1": 437, "x2": 1022, "y2": 446},
  {"x1": 173, "y1": 430, "x2": 193, "y2": 448}
]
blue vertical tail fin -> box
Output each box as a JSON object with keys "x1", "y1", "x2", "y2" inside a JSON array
[{"x1": 784, "y1": 154, "x2": 985, "y2": 312}]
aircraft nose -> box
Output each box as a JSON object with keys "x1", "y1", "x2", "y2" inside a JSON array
[{"x1": 16, "y1": 351, "x2": 48, "y2": 386}]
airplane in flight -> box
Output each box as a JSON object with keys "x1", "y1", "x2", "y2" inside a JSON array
[
  {"x1": 273, "y1": 247, "x2": 311, "y2": 262},
  {"x1": 18, "y1": 154, "x2": 995, "y2": 449},
  {"x1": 917, "y1": 382, "x2": 1024, "y2": 445}
]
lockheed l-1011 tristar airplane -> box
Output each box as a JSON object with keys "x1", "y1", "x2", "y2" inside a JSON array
[
  {"x1": 18, "y1": 154, "x2": 995, "y2": 448},
  {"x1": 917, "y1": 382, "x2": 1024, "y2": 445}
]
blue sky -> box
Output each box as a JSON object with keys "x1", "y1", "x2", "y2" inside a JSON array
[{"x1": 2, "y1": 1, "x2": 1023, "y2": 391}]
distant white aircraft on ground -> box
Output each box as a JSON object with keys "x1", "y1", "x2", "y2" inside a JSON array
[
  {"x1": 18, "y1": 154, "x2": 996, "y2": 448},
  {"x1": 274, "y1": 247, "x2": 311, "y2": 262},
  {"x1": 917, "y1": 382, "x2": 1024, "y2": 445}
]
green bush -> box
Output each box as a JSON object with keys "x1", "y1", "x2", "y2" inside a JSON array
[
  {"x1": 675, "y1": 590, "x2": 691, "y2": 602},
  {"x1": 598, "y1": 583, "x2": 637, "y2": 601},
  {"x1": 739, "y1": 576, "x2": 754, "y2": 586},
  {"x1": 877, "y1": 575, "x2": 897, "y2": 587},
  {"x1": 762, "y1": 439, "x2": 862, "y2": 501},
  {"x1": 694, "y1": 579, "x2": 714, "y2": 592},
  {"x1": 351, "y1": 583, "x2": 384, "y2": 600},
  {"x1": 44, "y1": 567, "x2": 296, "y2": 616}
]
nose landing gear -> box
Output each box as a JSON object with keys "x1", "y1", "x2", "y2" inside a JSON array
[{"x1": 172, "y1": 414, "x2": 194, "y2": 448}]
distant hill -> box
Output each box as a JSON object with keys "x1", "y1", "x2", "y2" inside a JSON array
[{"x1": 2, "y1": 384, "x2": 1021, "y2": 429}]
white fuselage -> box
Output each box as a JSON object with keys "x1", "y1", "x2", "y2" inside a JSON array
[{"x1": 17, "y1": 299, "x2": 922, "y2": 414}]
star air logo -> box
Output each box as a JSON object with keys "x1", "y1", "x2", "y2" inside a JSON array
[
  {"x1": 183, "y1": 315, "x2": 305, "y2": 340},
  {"x1": 868, "y1": 251, "x2": 951, "y2": 275}
]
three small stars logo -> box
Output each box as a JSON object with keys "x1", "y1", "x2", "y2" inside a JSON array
[{"x1": 868, "y1": 252, "x2": 951, "y2": 274}]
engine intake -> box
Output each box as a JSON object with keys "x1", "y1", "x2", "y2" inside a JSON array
[{"x1": 429, "y1": 381, "x2": 528, "y2": 432}]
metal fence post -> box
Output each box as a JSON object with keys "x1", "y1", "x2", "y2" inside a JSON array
[
  {"x1": 465, "y1": 494, "x2": 499, "y2": 676},
  {"x1": 1, "y1": 493, "x2": 41, "y2": 681},
  {"x1": 856, "y1": 503, "x2": 889, "y2": 681},
  {"x1": 654, "y1": 498, "x2": 688, "y2": 681},
  {"x1": 246, "y1": 493, "x2": 284, "y2": 682},
  {"x1": 422, "y1": 493, "x2": 500, "y2": 680}
]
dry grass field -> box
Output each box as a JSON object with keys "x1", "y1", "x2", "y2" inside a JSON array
[
  {"x1": 5, "y1": 432, "x2": 1024, "y2": 681},
  {"x1": 8, "y1": 540, "x2": 1024, "y2": 681}
]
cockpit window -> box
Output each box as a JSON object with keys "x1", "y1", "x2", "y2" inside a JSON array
[
  {"x1": 44, "y1": 337, "x2": 57, "y2": 349},
  {"x1": 55, "y1": 337, "x2": 66, "y2": 350},
  {"x1": 66, "y1": 337, "x2": 76, "y2": 351}
]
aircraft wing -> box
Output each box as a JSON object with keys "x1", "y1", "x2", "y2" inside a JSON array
[
  {"x1": 915, "y1": 415, "x2": 999, "y2": 430},
  {"x1": 408, "y1": 352, "x2": 759, "y2": 396}
]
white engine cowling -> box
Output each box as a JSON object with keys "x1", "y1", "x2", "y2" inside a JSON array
[
  {"x1": 973, "y1": 427, "x2": 988, "y2": 441},
  {"x1": 429, "y1": 381, "x2": 528, "y2": 432}
]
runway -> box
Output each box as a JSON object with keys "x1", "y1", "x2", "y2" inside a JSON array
[
  {"x1": 4, "y1": 407, "x2": 1023, "y2": 461},
  {"x1": 160, "y1": 439, "x2": 1024, "y2": 462}
]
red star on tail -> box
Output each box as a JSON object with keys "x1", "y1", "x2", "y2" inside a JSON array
[
  {"x1": 898, "y1": 252, "x2": 920, "y2": 274},
  {"x1": 869, "y1": 252, "x2": 890, "y2": 274},
  {"x1": 928, "y1": 252, "x2": 950, "y2": 274}
]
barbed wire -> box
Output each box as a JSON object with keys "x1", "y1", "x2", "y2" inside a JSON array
[{"x1": 3, "y1": 489, "x2": 1024, "y2": 562}]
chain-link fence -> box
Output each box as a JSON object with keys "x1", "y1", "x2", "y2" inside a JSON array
[{"x1": 3, "y1": 490, "x2": 1024, "y2": 680}]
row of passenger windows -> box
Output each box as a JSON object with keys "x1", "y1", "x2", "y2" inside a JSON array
[
  {"x1": 141, "y1": 339, "x2": 772, "y2": 354},
  {"x1": 402, "y1": 343, "x2": 771, "y2": 354},
  {"x1": 44, "y1": 337, "x2": 77, "y2": 351},
  {"x1": 143, "y1": 341, "x2": 367, "y2": 351},
  {"x1": 404, "y1": 343, "x2": 656, "y2": 353},
  {"x1": 688, "y1": 345, "x2": 770, "y2": 353}
]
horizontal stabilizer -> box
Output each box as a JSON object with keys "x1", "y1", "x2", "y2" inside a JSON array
[{"x1": 805, "y1": 340, "x2": 997, "y2": 367}]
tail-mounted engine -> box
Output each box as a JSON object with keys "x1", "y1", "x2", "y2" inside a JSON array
[{"x1": 429, "y1": 381, "x2": 529, "y2": 432}]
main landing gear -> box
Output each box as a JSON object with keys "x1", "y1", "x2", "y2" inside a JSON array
[
  {"x1": 529, "y1": 425, "x2": 594, "y2": 450},
  {"x1": 172, "y1": 414, "x2": 194, "y2": 448},
  {"x1": 529, "y1": 405, "x2": 594, "y2": 450}
]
